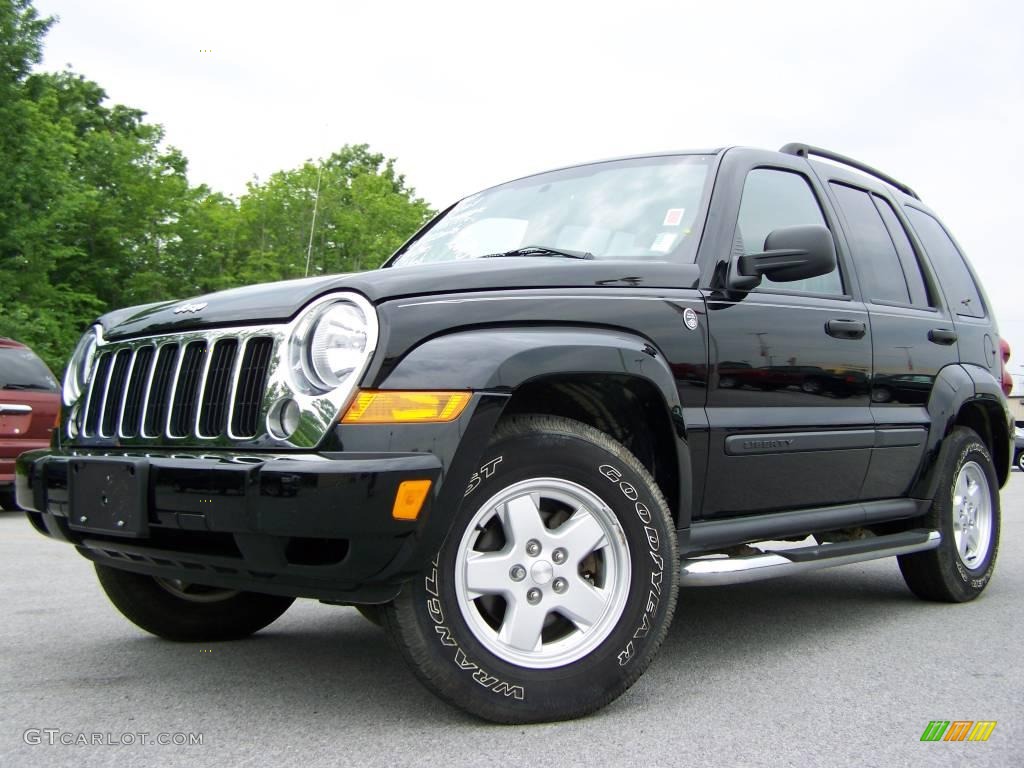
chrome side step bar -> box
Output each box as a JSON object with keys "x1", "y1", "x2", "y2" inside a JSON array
[{"x1": 680, "y1": 529, "x2": 941, "y2": 587}]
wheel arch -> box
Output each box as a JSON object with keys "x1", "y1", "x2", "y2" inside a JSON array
[
  {"x1": 379, "y1": 326, "x2": 693, "y2": 528},
  {"x1": 914, "y1": 364, "x2": 1013, "y2": 498}
]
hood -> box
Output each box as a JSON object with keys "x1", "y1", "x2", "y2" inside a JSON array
[{"x1": 98, "y1": 258, "x2": 700, "y2": 339}]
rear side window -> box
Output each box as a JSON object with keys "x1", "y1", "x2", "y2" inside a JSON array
[
  {"x1": 872, "y1": 196, "x2": 930, "y2": 308},
  {"x1": 829, "y1": 183, "x2": 910, "y2": 304},
  {"x1": 0, "y1": 347, "x2": 59, "y2": 392},
  {"x1": 737, "y1": 169, "x2": 843, "y2": 295},
  {"x1": 905, "y1": 208, "x2": 985, "y2": 318}
]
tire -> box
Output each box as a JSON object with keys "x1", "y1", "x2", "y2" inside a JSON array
[
  {"x1": 382, "y1": 414, "x2": 679, "y2": 723},
  {"x1": 898, "y1": 427, "x2": 1001, "y2": 602},
  {"x1": 1016, "y1": 451, "x2": 1024, "y2": 472},
  {"x1": 355, "y1": 603, "x2": 385, "y2": 627},
  {"x1": 95, "y1": 564, "x2": 295, "y2": 641},
  {"x1": 0, "y1": 488, "x2": 17, "y2": 511}
]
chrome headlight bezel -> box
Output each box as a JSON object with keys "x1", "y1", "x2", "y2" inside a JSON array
[
  {"x1": 63, "y1": 325, "x2": 102, "y2": 406},
  {"x1": 288, "y1": 293, "x2": 378, "y2": 397}
]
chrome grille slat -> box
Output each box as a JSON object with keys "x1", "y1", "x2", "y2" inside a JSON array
[
  {"x1": 198, "y1": 339, "x2": 239, "y2": 437},
  {"x1": 168, "y1": 342, "x2": 206, "y2": 438},
  {"x1": 120, "y1": 345, "x2": 155, "y2": 438},
  {"x1": 145, "y1": 344, "x2": 181, "y2": 438},
  {"x1": 232, "y1": 337, "x2": 273, "y2": 439},
  {"x1": 224, "y1": 337, "x2": 250, "y2": 440},
  {"x1": 100, "y1": 349, "x2": 132, "y2": 437},
  {"x1": 83, "y1": 352, "x2": 113, "y2": 436}
]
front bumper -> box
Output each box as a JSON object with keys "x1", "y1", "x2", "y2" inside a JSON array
[{"x1": 16, "y1": 449, "x2": 442, "y2": 603}]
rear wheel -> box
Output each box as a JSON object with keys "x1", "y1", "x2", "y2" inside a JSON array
[
  {"x1": 898, "y1": 427, "x2": 1000, "y2": 602},
  {"x1": 1016, "y1": 451, "x2": 1024, "y2": 472},
  {"x1": 95, "y1": 564, "x2": 295, "y2": 641},
  {"x1": 383, "y1": 415, "x2": 678, "y2": 723}
]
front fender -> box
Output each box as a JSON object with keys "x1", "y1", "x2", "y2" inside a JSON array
[{"x1": 380, "y1": 327, "x2": 684, "y2": 414}]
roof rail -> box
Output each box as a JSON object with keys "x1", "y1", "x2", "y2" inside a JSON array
[{"x1": 779, "y1": 142, "x2": 920, "y2": 200}]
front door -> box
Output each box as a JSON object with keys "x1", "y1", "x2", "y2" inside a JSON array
[{"x1": 699, "y1": 153, "x2": 874, "y2": 516}]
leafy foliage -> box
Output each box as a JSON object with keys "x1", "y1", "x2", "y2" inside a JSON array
[{"x1": 0, "y1": 0, "x2": 433, "y2": 375}]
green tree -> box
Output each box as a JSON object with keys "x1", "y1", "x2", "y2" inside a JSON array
[
  {"x1": 236, "y1": 145, "x2": 433, "y2": 282},
  {"x1": 0, "y1": 0, "x2": 433, "y2": 376}
]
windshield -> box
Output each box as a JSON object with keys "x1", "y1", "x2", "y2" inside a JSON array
[
  {"x1": 391, "y1": 155, "x2": 713, "y2": 266},
  {"x1": 0, "y1": 347, "x2": 59, "y2": 391}
]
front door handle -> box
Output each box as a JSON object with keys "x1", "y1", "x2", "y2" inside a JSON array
[
  {"x1": 928, "y1": 328, "x2": 958, "y2": 345},
  {"x1": 825, "y1": 319, "x2": 866, "y2": 340}
]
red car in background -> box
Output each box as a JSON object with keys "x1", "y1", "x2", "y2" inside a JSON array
[{"x1": 0, "y1": 339, "x2": 60, "y2": 510}]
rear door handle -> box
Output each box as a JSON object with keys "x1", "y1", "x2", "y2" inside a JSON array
[
  {"x1": 825, "y1": 319, "x2": 866, "y2": 340},
  {"x1": 927, "y1": 328, "x2": 958, "y2": 345}
]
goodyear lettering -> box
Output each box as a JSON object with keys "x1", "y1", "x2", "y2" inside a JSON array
[{"x1": 597, "y1": 463, "x2": 665, "y2": 667}]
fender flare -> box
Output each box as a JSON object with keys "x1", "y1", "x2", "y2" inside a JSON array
[
  {"x1": 913, "y1": 363, "x2": 1013, "y2": 498},
  {"x1": 379, "y1": 326, "x2": 693, "y2": 547}
]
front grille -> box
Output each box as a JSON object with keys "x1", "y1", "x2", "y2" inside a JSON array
[{"x1": 81, "y1": 334, "x2": 275, "y2": 441}]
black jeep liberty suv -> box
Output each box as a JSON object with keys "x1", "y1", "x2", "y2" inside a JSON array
[{"x1": 17, "y1": 143, "x2": 1014, "y2": 723}]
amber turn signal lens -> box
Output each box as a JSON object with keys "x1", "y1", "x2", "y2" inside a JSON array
[
  {"x1": 392, "y1": 479, "x2": 432, "y2": 520},
  {"x1": 341, "y1": 391, "x2": 471, "y2": 424}
]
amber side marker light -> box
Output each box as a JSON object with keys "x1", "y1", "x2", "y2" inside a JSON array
[
  {"x1": 341, "y1": 391, "x2": 471, "y2": 424},
  {"x1": 392, "y1": 479, "x2": 432, "y2": 520}
]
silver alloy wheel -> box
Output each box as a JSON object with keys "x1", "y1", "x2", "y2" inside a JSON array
[
  {"x1": 454, "y1": 478, "x2": 632, "y2": 669},
  {"x1": 1018, "y1": 452, "x2": 1024, "y2": 472},
  {"x1": 951, "y1": 461, "x2": 993, "y2": 571},
  {"x1": 153, "y1": 578, "x2": 239, "y2": 603}
]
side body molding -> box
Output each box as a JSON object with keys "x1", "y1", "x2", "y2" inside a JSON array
[{"x1": 381, "y1": 326, "x2": 693, "y2": 527}]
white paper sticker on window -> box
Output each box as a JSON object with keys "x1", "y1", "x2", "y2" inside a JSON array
[
  {"x1": 650, "y1": 232, "x2": 676, "y2": 253},
  {"x1": 663, "y1": 208, "x2": 686, "y2": 227}
]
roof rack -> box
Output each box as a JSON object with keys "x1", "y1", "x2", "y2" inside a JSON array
[{"x1": 779, "y1": 142, "x2": 920, "y2": 200}]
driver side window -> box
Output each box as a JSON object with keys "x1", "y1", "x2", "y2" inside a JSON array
[{"x1": 736, "y1": 169, "x2": 843, "y2": 295}]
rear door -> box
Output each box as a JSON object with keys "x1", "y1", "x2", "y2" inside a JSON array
[
  {"x1": 697, "y1": 150, "x2": 874, "y2": 517},
  {"x1": 902, "y1": 205, "x2": 1000, "y2": 380},
  {"x1": 820, "y1": 178, "x2": 957, "y2": 498}
]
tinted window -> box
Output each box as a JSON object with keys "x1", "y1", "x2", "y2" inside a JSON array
[
  {"x1": 905, "y1": 208, "x2": 985, "y2": 318},
  {"x1": 872, "y1": 195, "x2": 931, "y2": 307},
  {"x1": 0, "y1": 347, "x2": 59, "y2": 391},
  {"x1": 830, "y1": 183, "x2": 909, "y2": 304},
  {"x1": 737, "y1": 169, "x2": 842, "y2": 295}
]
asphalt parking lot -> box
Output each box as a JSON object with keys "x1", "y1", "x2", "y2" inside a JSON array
[{"x1": 1, "y1": 474, "x2": 1021, "y2": 768}]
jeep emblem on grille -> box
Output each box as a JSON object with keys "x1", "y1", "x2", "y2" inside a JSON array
[{"x1": 173, "y1": 302, "x2": 208, "y2": 314}]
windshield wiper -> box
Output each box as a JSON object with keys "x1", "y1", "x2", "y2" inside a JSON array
[
  {"x1": 1, "y1": 383, "x2": 51, "y2": 391},
  {"x1": 482, "y1": 245, "x2": 594, "y2": 260}
]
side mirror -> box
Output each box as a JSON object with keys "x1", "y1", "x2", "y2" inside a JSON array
[{"x1": 731, "y1": 224, "x2": 836, "y2": 289}]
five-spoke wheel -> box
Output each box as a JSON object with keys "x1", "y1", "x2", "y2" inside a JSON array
[{"x1": 455, "y1": 478, "x2": 631, "y2": 668}]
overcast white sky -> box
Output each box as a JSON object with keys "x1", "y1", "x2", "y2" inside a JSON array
[{"x1": 36, "y1": 0, "x2": 1024, "y2": 388}]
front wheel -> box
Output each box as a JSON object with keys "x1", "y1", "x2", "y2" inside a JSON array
[
  {"x1": 95, "y1": 565, "x2": 295, "y2": 641},
  {"x1": 1016, "y1": 451, "x2": 1024, "y2": 472},
  {"x1": 383, "y1": 415, "x2": 679, "y2": 723}
]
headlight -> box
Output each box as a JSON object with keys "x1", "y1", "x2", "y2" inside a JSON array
[
  {"x1": 63, "y1": 326, "x2": 101, "y2": 406},
  {"x1": 290, "y1": 296, "x2": 377, "y2": 394}
]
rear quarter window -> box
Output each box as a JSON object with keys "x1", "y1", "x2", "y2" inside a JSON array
[{"x1": 904, "y1": 208, "x2": 985, "y2": 318}]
